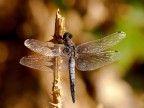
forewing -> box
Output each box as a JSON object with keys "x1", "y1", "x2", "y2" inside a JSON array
[
  {"x1": 76, "y1": 51, "x2": 120, "y2": 71},
  {"x1": 77, "y1": 32, "x2": 126, "y2": 53},
  {"x1": 24, "y1": 39, "x2": 64, "y2": 56}
]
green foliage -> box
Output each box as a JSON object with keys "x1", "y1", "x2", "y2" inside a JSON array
[{"x1": 114, "y1": 5, "x2": 144, "y2": 73}]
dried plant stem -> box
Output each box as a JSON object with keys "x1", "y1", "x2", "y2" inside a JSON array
[
  {"x1": 53, "y1": 9, "x2": 65, "y2": 44},
  {"x1": 50, "y1": 9, "x2": 65, "y2": 108}
]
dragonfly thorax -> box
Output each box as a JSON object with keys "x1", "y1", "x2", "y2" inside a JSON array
[
  {"x1": 62, "y1": 32, "x2": 77, "y2": 57},
  {"x1": 62, "y1": 45, "x2": 77, "y2": 57}
]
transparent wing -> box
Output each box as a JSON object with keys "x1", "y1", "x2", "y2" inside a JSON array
[
  {"x1": 75, "y1": 51, "x2": 120, "y2": 71},
  {"x1": 19, "y1": 56, "x2": 69, "y2": 72},
  {"x1": 77, "y1": 32, "x2": 126, "y2": 53},
  {"x1": 20, "y1": 56, "x2": 54, "y2": 72},
  {"x1": 24, "y1": 39, "x2": 64, "y2": 56}
]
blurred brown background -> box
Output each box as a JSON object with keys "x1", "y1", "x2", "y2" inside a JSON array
[{"x1": 0, "y1": 0, "x2": 144, "y2": 108}]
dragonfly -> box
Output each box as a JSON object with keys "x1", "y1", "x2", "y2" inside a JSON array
[{"x1": 20, "y1": 31, "x2": 126, "y2": 103}]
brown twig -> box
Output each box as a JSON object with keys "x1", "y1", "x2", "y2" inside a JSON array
[{"x1": 50, "y1": 9, "x2": 65, "y2": 108}]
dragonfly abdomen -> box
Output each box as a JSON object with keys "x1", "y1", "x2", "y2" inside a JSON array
[{"x1": 69, "y1": 57, "x2": 76, "y2": 103}]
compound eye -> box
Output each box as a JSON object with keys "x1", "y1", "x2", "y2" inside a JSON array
[
  {"x1": 63, "y1": 32, "x2": 72, "y2": 39},
  {"x1": 69, "y1": 34, "x2": 72, "y2": 38}
]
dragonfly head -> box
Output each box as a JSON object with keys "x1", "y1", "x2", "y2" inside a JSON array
[
  {"x1": 63, "y1": 32, "x2": 72, "y2": 41},
  {"x1": 63, "y1": 32, "x2": 76, "y2": 47}
]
